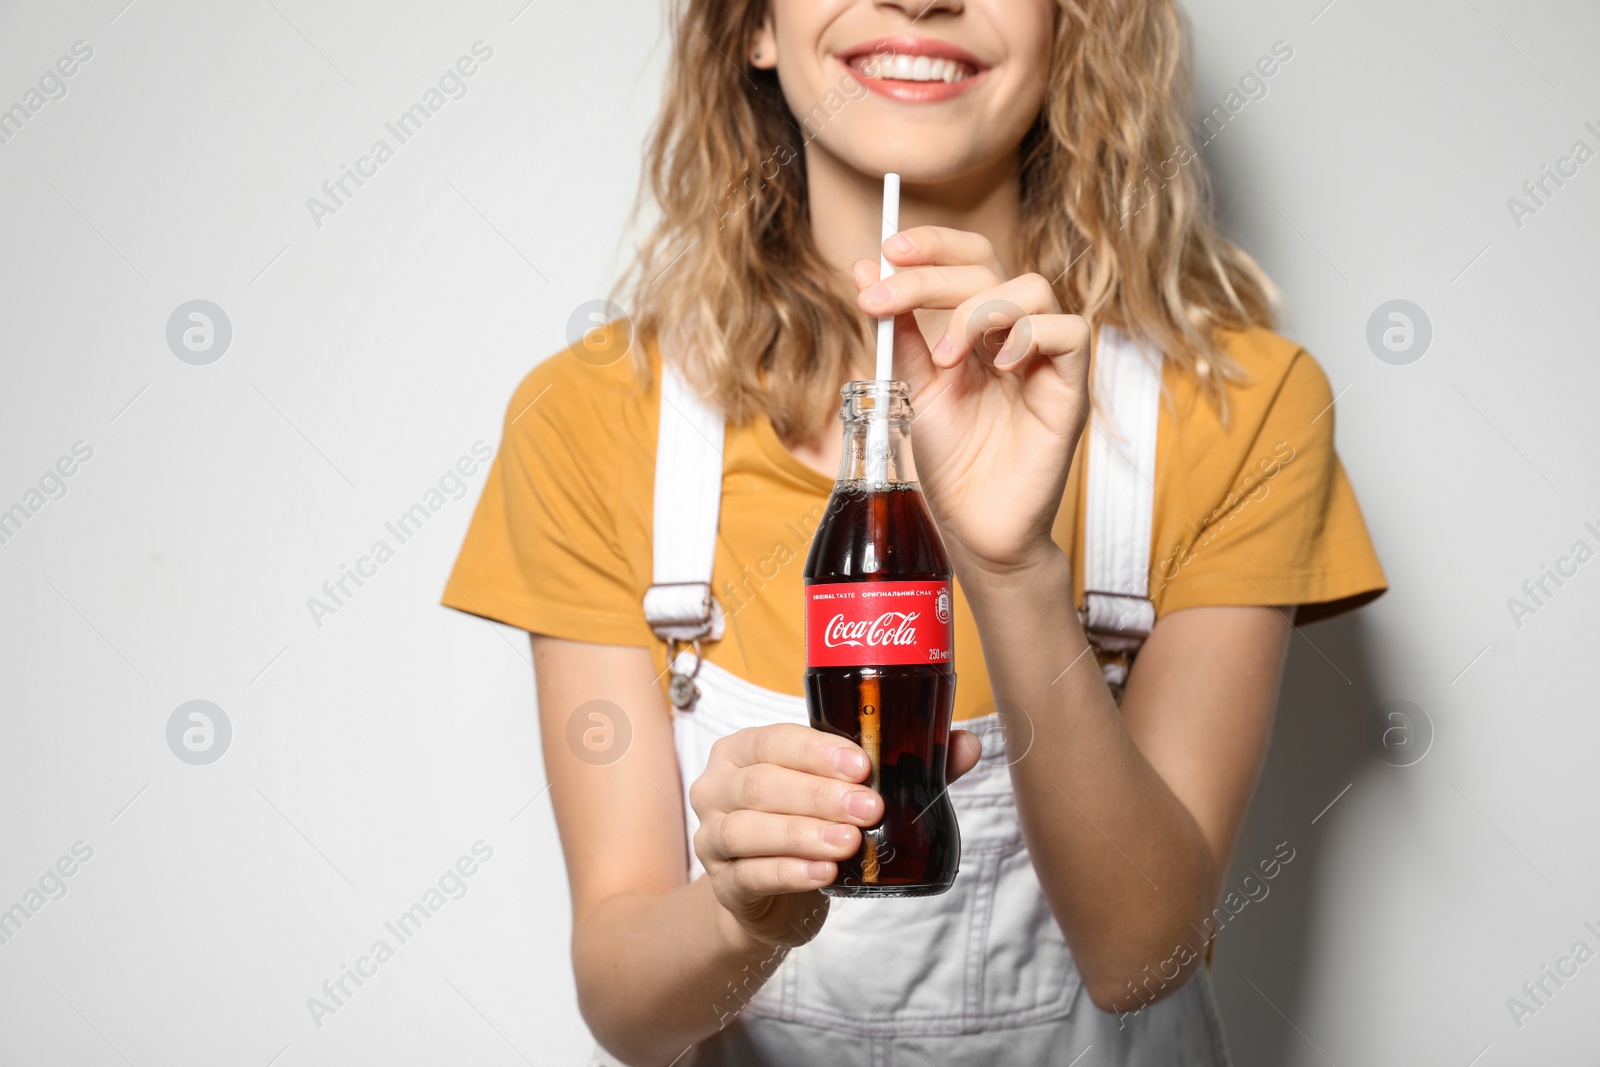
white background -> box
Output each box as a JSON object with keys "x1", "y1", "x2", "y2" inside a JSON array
[{"x1": 0, "y1": 1, "x2": 1596, "y2": 1064}]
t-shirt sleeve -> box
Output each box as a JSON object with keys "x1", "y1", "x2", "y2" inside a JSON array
[
  {"x1": 1157, "y1": 349, "x2": 1387, "y2": 625},
  {"x1": 441, "y1": 361, "x2": 656, "y2": 647}
]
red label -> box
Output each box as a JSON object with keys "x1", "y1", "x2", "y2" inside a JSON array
[{"x1": 805, "y1": 581, "x2": 954, "y2": 668}]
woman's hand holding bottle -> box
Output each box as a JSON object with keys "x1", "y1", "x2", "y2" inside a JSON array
[{"x1": 690, "y1": 722, "x2": 979, "y2": 949}]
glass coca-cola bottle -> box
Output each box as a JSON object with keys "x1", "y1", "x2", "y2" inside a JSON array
[{"x1": 803, "y1": 380, "x2": 960, "y2": 897}]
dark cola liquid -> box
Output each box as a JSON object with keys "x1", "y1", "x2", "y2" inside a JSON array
[{"x1": 804, "y1": 483, "x2": 959, "y2": 897}]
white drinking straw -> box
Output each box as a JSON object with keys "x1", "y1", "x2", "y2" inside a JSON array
[{"x1": 867, "y1": 172, "x2": 900, "y2": 488}]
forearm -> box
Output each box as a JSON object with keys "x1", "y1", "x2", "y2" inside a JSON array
[
  {"x1": 574, "y1": 875, "x2": 794, "y2": 1065},
  {"x1": 956, "y1": 545, "x2": 1215, "y2": 1008}
]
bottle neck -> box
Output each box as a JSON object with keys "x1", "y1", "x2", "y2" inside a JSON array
[{"x1": 835, "y1": 381, "x2": 917, "y2": 487}]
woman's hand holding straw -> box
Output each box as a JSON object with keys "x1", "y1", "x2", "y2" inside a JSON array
[{"x1": 851, "y1": 220, "x2": 1094, "y2": 579}]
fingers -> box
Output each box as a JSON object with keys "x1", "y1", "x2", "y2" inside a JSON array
[
  {"x1": 992, "y1": 313, "x2": 1092, "y2": 388},
  {"x1": 928, "y1": 271, "x2": 1062, "y2": 367},
  {"x1": 700, "y1": 810, "x2": 861, "y2": 867},
  {"x1": 881, "y1": 226, "x2": 1007, "y2": 277},
  {"x1": 857, "y1": 263, "x2": 1007, "y2": 317},
  {"x1": 693, "y1": 727, "x2": 884, "y2": 839},
  {"x1": 717, "y1": 856, "x2": 837, "y2": 897},
  {"x1": 850, "y1": 225, "x2": 1009, "y2": 320},
  {"x1": 693, "y1": 751, "x2": 874, "y2": 893},
  {"x1": 691, "y1": 723, "x2": 885, "y2": 924},
  {"x1": 726, "y1": 762, "x2": 882, "y2": 825},
  {"x1": 717, "y1": 723, "x2": 869, "y2": 781},
  {"x1": 933, "y1": 273, "x2": 1063, "y2": 368}
]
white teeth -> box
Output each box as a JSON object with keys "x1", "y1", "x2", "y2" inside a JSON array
[{"x1": 857, "y1": 52, "x2": 971, "y2": 83}]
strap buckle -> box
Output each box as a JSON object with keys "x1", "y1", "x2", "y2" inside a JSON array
[
  {"x1": 644, "y1": 583, "x2": 722, "y2": 711},
  {"x1": 666, "y1": 638, "x2": 704, "y2": 710},
  {"x1": 1080, "y1": 589, "x2": 1155, "y2": 643},
  {"x1": 642, "y1": 581, "x2": 723, "y2": 642},
  {"x1": 1079, "y1": 590, "x2": 1154, "y2": 706}
]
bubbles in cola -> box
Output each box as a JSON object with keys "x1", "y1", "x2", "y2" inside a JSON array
[{"x1": 803, "y1": 381, "x2": 960, "y2": 897}]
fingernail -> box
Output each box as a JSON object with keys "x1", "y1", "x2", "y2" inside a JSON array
[
  {"x1": 833, "y1": 746, "x2": 869, "y2": 777},
  {"x1": 932, "y1": 336, "x2": 951, "y2": 361},
  {"x1": 863, "y1": 283, "x2": 892, "y2": 308},
  {"x1": 884, "y1": 233, "x2": 912, "y2": 254},
  {"x1": 806, "y1": 861, "x2": 834, "y2": 882},
  {"x1": 995, "y1": 341, "x2": 1016, "y2": 366},
  {"x1": 846, "y1": 790, "x2": 879, "y2": 821},
  {"x1": 824, "y1": 824, "x2": 856, "y2": 849}
]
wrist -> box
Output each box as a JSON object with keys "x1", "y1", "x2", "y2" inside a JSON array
[
  {"x1": 950, "y1": 539, "x2": 1071, "y2": 597},
  {"x1": 954, "y1": 542, "x2": 1088, "y2": 656},
  {"x1": 707, "y1": 885, "x2": 789, "y2": 961}
]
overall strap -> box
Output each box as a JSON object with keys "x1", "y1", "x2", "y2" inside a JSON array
[
  {"x1": 1080, "y1": 325, "x2": 1162, "y2": 690},
  {"x1": 642, "y1": 361, "x2": 726, "y2": 706}
]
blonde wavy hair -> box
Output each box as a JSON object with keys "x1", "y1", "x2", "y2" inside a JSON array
[{"x1": 621, "y1": 0, "x2": 1277, "y2": 442}]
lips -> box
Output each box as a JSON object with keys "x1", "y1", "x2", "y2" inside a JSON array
[{"x1": 836, "y1": 35, "x2": 988, "y2": 103}]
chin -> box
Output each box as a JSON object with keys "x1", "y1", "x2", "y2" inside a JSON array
[{"x1": 815, "y1": 128, "x2": 998, "y2": 186}]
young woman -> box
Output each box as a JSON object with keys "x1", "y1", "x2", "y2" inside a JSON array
[{"x1": 446, "y1": 1, "x2": 1385, "y2": 1064}]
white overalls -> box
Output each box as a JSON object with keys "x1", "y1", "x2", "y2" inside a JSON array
[{"x1": 592, "y1": 327, "x2": 1232, "y2": 1066}]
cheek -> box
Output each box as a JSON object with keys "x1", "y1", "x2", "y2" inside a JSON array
[
  {"x1": 770, "y1": 0, "x2": 850, "y2": 66},
  {"x1": 985, "y1": 1, "x2": 1057, "y2": 113},
  {"x1": 984, "y1": 59, "x2": 1052, "y2": 149},
  {"x1": 769, "y1": 5, "x2": 848, "y2": 119},
  {"x1": 994, "y1": 0, "x2": 1058, "y2": 67}
]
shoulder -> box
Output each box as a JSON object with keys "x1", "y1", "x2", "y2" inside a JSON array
[
  {"x1": 500, "y1": 322, "x2": 660, "y2": 456},
  {"x1": 1159, "y1": 326, "x2": 1341, "y2": 505},
  {"x1": 1212, "y1": 326, "x2": 1333, "y2": 428}
]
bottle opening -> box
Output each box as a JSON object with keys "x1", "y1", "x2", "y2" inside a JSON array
[{"x1": 839, "y1": 379, "x2": 913, "y2": 424}]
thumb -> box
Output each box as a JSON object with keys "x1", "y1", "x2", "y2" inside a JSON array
[{"x1": 946, "y1": 729, "x2": 983, "y2": 782}]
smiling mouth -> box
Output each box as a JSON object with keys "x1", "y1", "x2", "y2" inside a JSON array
[{"x1": 848, "y1": 52, "x2": 978, "y2": 84}]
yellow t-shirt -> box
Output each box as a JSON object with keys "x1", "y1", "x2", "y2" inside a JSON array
[{"x1": 443, "y1": 325, "x2": 1385, "y2": 720}]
